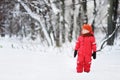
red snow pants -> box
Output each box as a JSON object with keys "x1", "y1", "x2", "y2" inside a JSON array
[{"x1": 76, "y1": 54, "x2": 91, "y2": 73}]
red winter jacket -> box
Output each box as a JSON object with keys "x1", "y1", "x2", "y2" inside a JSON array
[{"x1": 75, "y1": 34, "x2": 96, "y2": 56}]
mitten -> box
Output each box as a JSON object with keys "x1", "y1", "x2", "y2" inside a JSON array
[
  {"x1": 92, "y1": 52, "x2": 96, "y2": 59},
  {"x1": 74, "y1": 50, "x2": 78, "y2": 58}
]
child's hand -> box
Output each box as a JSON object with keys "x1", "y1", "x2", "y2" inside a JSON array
[
  {"x1": 74, "y1": 50, "x2": 77, "y2": 58},
  {"x1": 92, "y1": 52, "x2": 96, "y2": 59}
]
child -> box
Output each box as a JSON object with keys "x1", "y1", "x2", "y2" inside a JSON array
[{"x1": 74, "y1": 24, "x2": 96, "y2": 73}]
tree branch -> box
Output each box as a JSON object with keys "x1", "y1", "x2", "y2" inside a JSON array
[
  {"x1": 18, "y1": 0, "x2": 52, "y2": 46},
  {"x1": 97, "y1": 20, "x2": 120, "y2": 52}
]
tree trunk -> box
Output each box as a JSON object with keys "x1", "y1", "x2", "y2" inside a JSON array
[
  {"x1": 107, "y1": 0, "x2": 118, "y2": 45},
  {"x1": 92, "y1": 0, "x2": 97, "y2": 31},
  {"x1": 56, "y1": 13, "x2": 60, "y2": 47},
  {"x1": 61, "y1": 0, "x2": 66, "y2": 43},
  {"x1": 81, "y1": 0, "x2": 88, "y2": 24},
  {"x1": 68, "y1": 0, "x2": 75, "y2": 42}
]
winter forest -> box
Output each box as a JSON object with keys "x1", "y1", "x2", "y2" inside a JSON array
[
  {"x1": 0, "y1": 0, "x2": 119, "y2": 47},
  {"x1": 0, "y1": 0, "x2": 120, "y2": 80}
]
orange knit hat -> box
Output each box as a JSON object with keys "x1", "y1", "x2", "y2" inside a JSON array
[{"x1": 82, "y1": 24, "x2": 92, "y2": 32}]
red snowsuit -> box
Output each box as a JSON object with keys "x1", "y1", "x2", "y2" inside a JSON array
[{"x1": 75, "y1": 33, "x2": 96, "y2": 73}]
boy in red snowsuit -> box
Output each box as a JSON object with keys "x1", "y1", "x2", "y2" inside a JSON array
[{"x1": 74, "y1": 24, "x2": 96, "y2": 73}]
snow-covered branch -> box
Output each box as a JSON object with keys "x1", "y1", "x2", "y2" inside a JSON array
[
  {"x1": 49, "y1": 0, "x2": 60, "y2": 15},
  {"x1": 19, "y1": 1, "x2": 52, "y2": 46},
  {"x1": 97, "y1": 23, "x2": 120, "y2": 52}
]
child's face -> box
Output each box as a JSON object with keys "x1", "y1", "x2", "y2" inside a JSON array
[{"x1": 81, "y1": 29, "x2": 90, "y2": 34}]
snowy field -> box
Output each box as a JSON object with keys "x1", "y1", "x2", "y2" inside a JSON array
[{"x1": 0, "y1": 38, "x2": 120, "y2": 80}]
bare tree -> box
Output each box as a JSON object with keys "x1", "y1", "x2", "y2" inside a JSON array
[
  {"x1": 61, "y1": 0, "x2": 66, "y2": 43},
  {"x1": 55, "y1": 13, "x2": 60, "y2": 47},
  {"x1": 81, "y1": 0, "x2": 88, "y2": 24},
  {"x1": 68, "y1": 0, "x2": 75, "y2": 42},
  {"x1": 107, "y1": 0, "x2": 119, "y2": 45}
]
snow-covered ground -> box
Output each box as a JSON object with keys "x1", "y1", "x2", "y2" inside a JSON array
[{"x1": 0, "y1": 37, "x2": 120, "y2": 80}]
